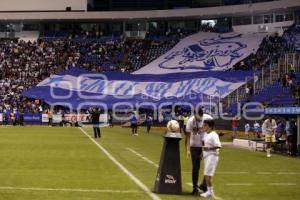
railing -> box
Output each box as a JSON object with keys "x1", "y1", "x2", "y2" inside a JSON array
[{"x1": 222, "y1": 53, "x2": 300, "y2": 113}]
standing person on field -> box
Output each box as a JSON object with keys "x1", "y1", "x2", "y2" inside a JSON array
[
  {"x1": 231, "y1": 116, "x2": 239, "y2": 138},
  {"x1": 262, "y1": 116, "x2": 277, "y2": 157},
  {"x1": 48, "y1": 109, "x2": 53, "y2": 127},
  {"x1": 91, "y1": 108, "x2": 101, "y2": 138},
  {"x1": 244, "y1": 121, "x2": 251, "y2": 138},
  {"x1": 130, "y1": 113, "x2": 138, "y2": 135},
  {"x1": 286, "y1": 119, "x2": 297, "y2": 156},
  {"x1": 200, "y1": 119, "x2": 221, "y2": 198},
  {"x1": 177, "y1": 113, "x2": 184, "y2": 133},
  {"x1": 275, "y1": 119, "x2": 285, "y2": 141},
  {"x1": 145, "y1": 115, "x2": 153, "y2": 133},
  {"x1": 183, "y1": 112, "x2": 189, "y2": 135},
  {"x1": 253, "y1": 121, "x2": 261, "y2": 138},
  {"x1": 108, "y1": 112, "x2": 113, "y2": 127},
  {"x1": 185, "y1": 107, "x2": 213, "y2": 195}
]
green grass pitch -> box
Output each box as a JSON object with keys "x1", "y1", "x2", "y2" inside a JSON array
[{"x1": 0, "y1": 126, "x2": 299, "y2": 200}]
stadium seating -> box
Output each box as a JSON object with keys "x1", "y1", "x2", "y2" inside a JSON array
[{"x1": 0, "y1": 27, "x2": 299, "y2": 115}]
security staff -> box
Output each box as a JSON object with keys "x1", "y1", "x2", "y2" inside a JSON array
[{"x1": 91, "y1": 108, "x2": 101, "y2": 138}]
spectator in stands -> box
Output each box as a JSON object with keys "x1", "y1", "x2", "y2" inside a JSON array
[
  {"x1": 289, "y1": 63, "x2": 295, "y2": 73},
  {"x1": 284, "y1": 74, "x2": 289, "y2": 87},
  {"x1": 245, "y1": 86, "x2": 250, "y2": 100},
  {"x1": 249, "y1": 85, "x2": 253, "y2": 96}
]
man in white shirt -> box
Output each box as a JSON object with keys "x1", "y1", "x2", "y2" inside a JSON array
[
  {"x1": 262, "y1": 116, "x2": 277, "y2": 157},
  {"x1": 185, "y1": 107, "x2": 213, "y2": 195}
]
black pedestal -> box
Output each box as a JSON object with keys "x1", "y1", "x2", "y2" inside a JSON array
[{"x1": 154, "y1": 132, "x2": 182, "y2": 194}]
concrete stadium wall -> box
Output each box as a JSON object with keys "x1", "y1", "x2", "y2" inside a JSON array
[
  {"x1": 0, "y1": 31, "x2": 39, "y2": 41},
  {"x1": 233, "y1": 21, "x2": 295, "y2": 34},
  {"x1": 0, "y1": 0, "x2": 86, "y2": 11},
  {"x1": 0, "y1": 0, "x2": 298, "y2": 20}
]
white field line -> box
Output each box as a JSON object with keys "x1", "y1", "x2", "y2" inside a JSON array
[
  {"x1": 186, "y1": 183, "x2": 224, "y2": 200},
  {"x1": 221, "y1": 142, "x2": 233, "y2": 145},
  {"x1": 217, "y1": 171, "x2": 249, "y2": 174},
  {"x1": 269, "y1": 183, "x2": 297, "y2": 186},
  {"x1": 0, "y1": 186, "x2": 141, "y2": 193},
  {"x1": 226, "y1": 183, "x2": 254, "y2": 186},
  {"x1": 189, "y1": 182, "x2": 297, "y2": 186},
  {"x1": 78, "y1": 127, "x2": 161, "y2": 200},
  {"x1": 126, "y1": 147, "x2": 300, "y2": 175},
  {"x1": 276, "y1": 172, "x2": 300, "y2": 175},
  {"x1": 256, "y1": 172, "x2": 273, "y2": 175},
  {"x1": 182, "y1": 171, "x2": 249, "y2": 174},
  {"x1": 125, "y1": 151, "x2": 250, "y2": 176},
  {"x1": 126, "y1": 148, "x2": 159, "y2": 168}
]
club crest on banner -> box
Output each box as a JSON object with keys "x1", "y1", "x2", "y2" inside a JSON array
[{"x1": 158, "y1": 33, "x2": 247, "y2": 70}]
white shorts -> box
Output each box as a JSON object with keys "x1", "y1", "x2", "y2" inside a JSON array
[{"x1": 204, "y1": 155, "x2": 219, "y2": 176}]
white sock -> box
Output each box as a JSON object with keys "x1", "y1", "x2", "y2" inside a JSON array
[{"x1": 207, "y1": 187, "x2": 212, "y2": 194}]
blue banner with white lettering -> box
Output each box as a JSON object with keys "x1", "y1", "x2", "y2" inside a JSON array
[
  {"x1": 23, "y1": 113, "x2": 42, "y2": 123},
  {"x1": 23, "y1": 68, "x2": 254, "y2": 110},
  {"x1": 265, "y1": 107, "x2": 300, "y2": 115}
]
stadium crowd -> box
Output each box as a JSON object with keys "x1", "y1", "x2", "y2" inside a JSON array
[
  {"x1": 232, "y1": 33, "x2": 288, "y2": 71},
  {"x1": 0, "y1": 29, "x2": 193, "y2": 117}
]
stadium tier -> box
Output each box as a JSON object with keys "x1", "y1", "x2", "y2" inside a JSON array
[{"x1": 0, "y1": 27, "x2": 299, "y2": 115}]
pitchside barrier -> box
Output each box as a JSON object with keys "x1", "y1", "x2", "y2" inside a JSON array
[
  {"x1": 0, "y1": 113, "x2": 108, "y2": 125},
  {"x1": 233, "y1": 138, "x2": 266, "y2": 151}
]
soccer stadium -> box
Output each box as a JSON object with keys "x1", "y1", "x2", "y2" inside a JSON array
[{"x1": 0, "y1": 0, "x2": 300, "y2": 199}]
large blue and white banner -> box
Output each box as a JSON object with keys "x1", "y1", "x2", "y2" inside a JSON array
[
  {"x1": 134, "y1": 32, "x2": 265, "y2": 74},
  {"x1": 23, "y1": 68, "x2": 254, "y2": 109}
]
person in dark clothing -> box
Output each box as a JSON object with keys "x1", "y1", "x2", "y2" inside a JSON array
[
  {"x1": 145, "y1": 115, "x2": 153, "y2": 133},
  {"x1": 91, "y1": 108, "x2": 101, "y2": 138},
  {"x1": 130, "y1": 113, "x2": 138, "y2": 135},
  {"x1": 19, "y1": 109, "x2": 24, "y2": 126},
  {"x1": 108, "y1": 112, "x2": 113, "y2": 127},
  {"x1": 291, "y1": 120, "x2": 298, "y2": 156},
  {"x1": 177, "y1": 114, "x2": 184, "y2": 133}
]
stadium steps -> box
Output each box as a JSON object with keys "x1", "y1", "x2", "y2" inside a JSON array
[{"x1": 226, "y1": 73, "x2": 300, "y2": 116}]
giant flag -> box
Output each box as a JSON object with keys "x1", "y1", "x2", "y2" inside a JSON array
[
  {"x1": 23, "y1": 68, "x2": 255, "y2": 110},
  {"x1": 133, "y1": 32, "x2": 265, "y2": 74}
]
